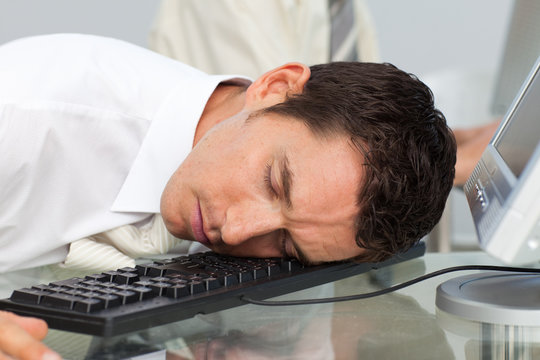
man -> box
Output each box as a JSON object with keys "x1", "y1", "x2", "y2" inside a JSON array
[{"x1": 0, "y1": 34, "x2": 455, "y2": 358}]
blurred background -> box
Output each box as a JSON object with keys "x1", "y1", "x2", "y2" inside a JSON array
[
  {"x1": 1, "y1": 0, "x2": 536, "y2": 252},
  {"x1": 0, "y1": 0, "x2": 513, "y2": 76}
]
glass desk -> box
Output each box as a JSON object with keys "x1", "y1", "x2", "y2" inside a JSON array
[{"x1": 2, "y1": 252, "x2": 540, "y2": 359}]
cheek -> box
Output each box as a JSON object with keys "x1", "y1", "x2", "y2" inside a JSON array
[
  {"x1": 197, "y1": 140, "x2": 263, "y2": 189},
  {"x1": 160, "y1": 177, "x2": 184, "y2": 232},
  {"x1": 190, "y1": 129, "x2": 242, "y2": 174}
]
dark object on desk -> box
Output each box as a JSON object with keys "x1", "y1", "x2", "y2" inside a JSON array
[{"x1": 0, "y1": 243, "x2": 425, "y2": 336}]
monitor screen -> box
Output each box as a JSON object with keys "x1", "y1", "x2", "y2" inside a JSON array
[{"x1": 493, "y1": 73, "x2": 540, "y2": 178}]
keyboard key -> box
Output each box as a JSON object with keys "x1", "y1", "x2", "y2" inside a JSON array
[
  {"x1": 131, "y1": 287, "x2": 155, "y2": 301},
  {"x1": 114, "y1": 284, "x2": 136, "y2": 291},
  {"x1": 135, "y1": 263, "x2": 155, "y2": 276},
  {"x1": 154, "y1": 259, "x2": 176, "y2": 265},
  {"x1": 148, "y1": 282, "x2": 170, "y2": 296},
  {"x1": 113, "y1": 290, "x2": 138, "y2": 304},
  {"x1": 59, "y1": 289, "x2": 87, "y2": 297},
  {"x1": 166, "y1": 284, "x2": 189, "y2": 299},
  {"x1": 31, "y1": 284, "x2": 52, "y2": 292},
  {"x1": 217, "y1": 273, "x2": 239, "y2": 286},
  {"x1": 81, "y1": 280, "x2": 102, "y2": 286},
  {"x1": 266, "y1": 264, "x2": 281, "y2": 276},
  {"x1": 79, "y1": 285, "x2": 103, "y2": 292},
  {"x1": 252, "y1": 267, "x2": 267, "y2": 279},
  {"x1": 102, "y1": 271, "x2": 121, "y2": 282},
  {"x1": 237, "y1": 270, "x2": 253, "y2": 283},
  {"x1": 100, "y1": 282, "x2": 118, "y2": 288},
  {"x1": 203, "y1": 278, "x2": 221, "y2": 291},
  {"x1": 115, "y1": 272, "x2": 139, "y2": 285},
  {"x1": 11, "y1": 288, "x2": 52, "y2": 304},
  {"x1": 74, "y1": 298, "x2": 104, "y2": 313},
  {"x1": 95, "y1": 294, "x2": 121, "y2": 309},
  {"x1": 147, "y1": 266, "x2": 167, "y2": 277},
  {"x1": 203, "y1": 265, "x2": 221, "y2": 273},
  {"x1": 96, "y1": 288, "x2": 117, "y2": 295},
  {"x1": 167, "y1": 278, "x2": 188, "y2": 285},
  {"x1": 166, "y1": 273, "x2": 188, "y2": 279},
  {"x1": 50, "y1": 278, "x2": 84, "y2": 287},
  {"x1": 281, "y1": 259, "x2": 303, "y2": 272},
  {"x1": 79, "y1": 292, "x2": 102, "y2": 298},
  {"x1": 188, "y1": 281, "x2": 205, "y2": 295},
  {"x1": 42, "y1": 293, "x2": 83, "y2": 310},
  {"x1": 85, "y1": 274, "x2": 109, "y2": 282}
]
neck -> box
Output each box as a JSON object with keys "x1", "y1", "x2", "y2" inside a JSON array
[{"x1": 193, "y1": 84, "x2": 246, "y2": 146}]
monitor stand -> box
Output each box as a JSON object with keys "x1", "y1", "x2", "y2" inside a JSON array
[{"x1": 436, "y1": 272, "x2": 540, "y2": 325}]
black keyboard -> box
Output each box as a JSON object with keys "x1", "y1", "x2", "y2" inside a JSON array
[{"x1": 0, "y1": 243, "x2": 424, "y2": 336}]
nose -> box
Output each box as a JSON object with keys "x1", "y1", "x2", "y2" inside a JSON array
[{"x1": 220, "y1": 203, "x2": 282, "y2": 246}]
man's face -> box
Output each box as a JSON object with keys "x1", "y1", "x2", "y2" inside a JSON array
[{"x1": 161, "y1": 111, "x2": 365, "y2": 264}]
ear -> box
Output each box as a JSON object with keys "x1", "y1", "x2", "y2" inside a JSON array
[{"x1": 244, "y1": 63, "x2": 311, "y2": 110}]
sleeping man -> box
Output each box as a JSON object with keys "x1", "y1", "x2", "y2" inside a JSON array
[{"x1": 0, "y1": 34, "x2": 455, "y2": 359}]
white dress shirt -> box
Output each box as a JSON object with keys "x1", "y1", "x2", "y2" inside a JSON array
[{"x1": 0, "y1": 34, "x2": 249, "y2": 272}]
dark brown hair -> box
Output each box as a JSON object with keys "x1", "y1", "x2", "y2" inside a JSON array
[{"x1": 260, "y1": 62, "x2": 456, "y2": 262}]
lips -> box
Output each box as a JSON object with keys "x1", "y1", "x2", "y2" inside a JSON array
[{"x1": 191, "y1": 200, "x2": 211, "y2": 246}]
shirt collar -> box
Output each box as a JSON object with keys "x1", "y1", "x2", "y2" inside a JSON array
[{"x1": 111, "y1": 74, "x2": 251, "y2": 214}]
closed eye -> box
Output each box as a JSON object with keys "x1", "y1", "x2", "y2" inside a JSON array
[{"x1": 264, "y1": 162, "x2": 278, "y2": 198}]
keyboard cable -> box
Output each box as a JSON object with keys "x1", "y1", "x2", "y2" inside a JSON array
[{"x1": 241, "y1": 265, "x2": 540, "y2": 306}]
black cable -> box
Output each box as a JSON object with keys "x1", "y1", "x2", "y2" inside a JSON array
[{"x1": 241, "y1": 265, "x2": 540, "y2": 306}]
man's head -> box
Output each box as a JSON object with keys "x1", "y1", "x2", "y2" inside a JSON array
[
  {"x1": 161, "y1": 62, "x2": 456, "y2": 264},
  {"x1": 258, "y1": 62, "x2": 456, "y2": 261}
]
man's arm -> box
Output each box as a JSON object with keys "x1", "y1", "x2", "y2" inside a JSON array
[{"x1": 453, "y1": 120, "x2": 500, "y2": 186}]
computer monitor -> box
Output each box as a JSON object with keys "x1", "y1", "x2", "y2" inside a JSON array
[
  {"x1": 466, "y1": 56, "x2": 540, "y2": 265},
  {"x1": 436, "y1": 57, "x2": 540, "y2": 326}
]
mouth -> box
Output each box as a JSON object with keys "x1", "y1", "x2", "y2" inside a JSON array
[{"x1": 190, "y1": 200, "x2": 211, "y2": 246}]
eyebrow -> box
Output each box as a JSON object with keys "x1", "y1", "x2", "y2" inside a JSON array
[
  {"x1": 279, "y1": 153, "x2": 294, "y2": 210},
  {"x1": 278, "y1": 154, "x2": 318, "y2": 265}
]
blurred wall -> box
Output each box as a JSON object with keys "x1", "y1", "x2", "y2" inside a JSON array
[
  {"x1": 0, "y1": 0, "x2": 159, "y2": 47},
  {"x1": 366, "y1": 0, "x2": 514, "y2": 77}
]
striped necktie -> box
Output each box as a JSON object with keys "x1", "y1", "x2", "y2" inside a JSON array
[{"x1": 329, "y1": 0, "x2": 358, "y2": 62}]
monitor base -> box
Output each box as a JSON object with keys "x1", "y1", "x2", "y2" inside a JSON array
[{"x1": 436, "y1": 272, "x2": 540, "y2": 326}]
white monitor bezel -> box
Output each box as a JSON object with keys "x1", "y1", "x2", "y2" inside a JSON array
[{"x1": 464, "y1": 57, "x2": 540, "y2": 264}]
